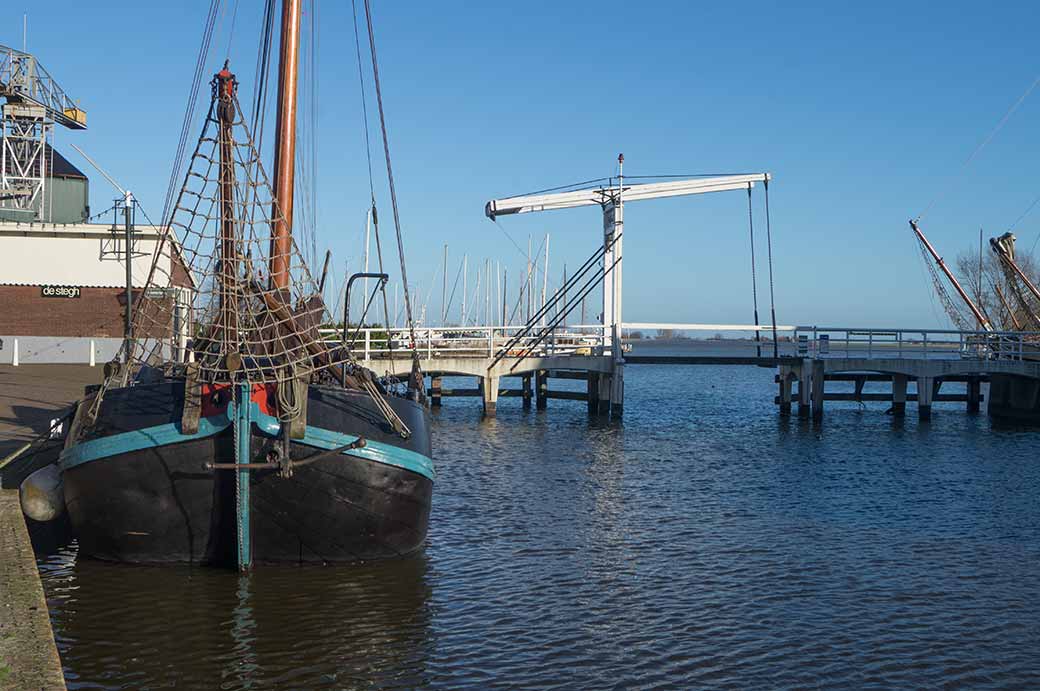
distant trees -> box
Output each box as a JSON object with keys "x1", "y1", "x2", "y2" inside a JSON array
[{"x1": 954, "y1": 244, "x2": 1040, "y2": 330}]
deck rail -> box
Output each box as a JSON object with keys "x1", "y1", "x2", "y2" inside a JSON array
[
  {"x1": 792, "y1": 326, "x2": 1040, "y2": 361},
  {"x1": 319, "y1": 325, "x2": 611, "y2": 360}
]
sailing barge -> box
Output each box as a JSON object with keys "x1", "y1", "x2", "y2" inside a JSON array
[{"x1": 58, "y1": 3, "x2": 433, "y2": 567}]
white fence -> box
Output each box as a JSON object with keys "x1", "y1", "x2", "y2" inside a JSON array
[
  {"x1": 319, "y1": 325, "x2": 610, "y2": 361},
  {"x1": 792, "y1": 327, "x2": 1040, "y2": 361}
]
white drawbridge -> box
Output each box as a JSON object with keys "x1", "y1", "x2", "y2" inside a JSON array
[{"x1": 485, "y1": 155, "x2": 771, "y2": 414}]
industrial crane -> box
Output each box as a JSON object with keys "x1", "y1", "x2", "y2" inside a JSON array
[
  {"x1": 0, "y1": 44, "x2": 86, "y2": 220},
  {"x1": 486, "y1": 155, "x2": 771, "y2": 413}
]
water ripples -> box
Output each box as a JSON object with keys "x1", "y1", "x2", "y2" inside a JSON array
[{"x1": 37, "y1": 362, "x2": 1040, "y2": 689}]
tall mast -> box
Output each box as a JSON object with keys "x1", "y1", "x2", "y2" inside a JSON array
[
  {"x1": 270, "y1": 0, "x2": 302, "y2": 290},
  {"x1": 217, "y1": 67, "x2": 239, "y2": 347}
]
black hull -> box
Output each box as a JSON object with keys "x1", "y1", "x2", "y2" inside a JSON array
[{"x1": 62, "y1": 382, "x2": 433, "y2": 565}]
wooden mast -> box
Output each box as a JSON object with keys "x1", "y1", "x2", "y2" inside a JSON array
[
  {"x1": 217, "y1": 66, "x2": 239, "y2": 347},
  {"x1": 270, "y1": 0, "x2": 302, "y2": 290}
]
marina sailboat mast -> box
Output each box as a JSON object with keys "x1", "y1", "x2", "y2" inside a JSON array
[{"x1": 271, "y1": 0, "x2": 302, "y2": 290}]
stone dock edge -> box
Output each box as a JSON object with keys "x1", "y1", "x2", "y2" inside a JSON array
[{"x1": 0, "y1": 490, "x2": 66, "y2": 690}]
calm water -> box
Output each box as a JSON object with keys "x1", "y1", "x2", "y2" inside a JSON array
[{"x1": 36, "y1": 342, "x2": 1040, "y2": 689}]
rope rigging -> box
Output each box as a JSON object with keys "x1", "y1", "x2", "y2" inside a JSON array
[{"x1": 362, "y1": 0, "x2": 418, "y2": 352}]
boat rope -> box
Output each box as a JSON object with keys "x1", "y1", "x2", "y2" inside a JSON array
[
  {"x1": 351, "y1": 0, "x2": 395, "y2": 359},
  {"x1": 161, "y1": 0, "x2": 222, "y2": 228},
  {"x1": 764, "y1": 179, "x2": 779, "y2": 358},
  {"x1": 363, "y1": 0, "x2": 418, "y2": 351},
  {"x1": 747, "y1": 183, "x2": 762, "y2": 356},
  {"x1": 442, "y1": 258, "x2": 465, "y2": 323},
  {"x1": 917, "y1": 72, "x2": 1040, "y2": 223},
  {"x1": 250, "y1": 0, "x2": 276, "y2": 146},
  {"x1": 350, "y1": 0, "x2": 376, "y2": 205}
]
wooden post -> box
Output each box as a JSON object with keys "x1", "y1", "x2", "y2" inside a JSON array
[
  {"x1": 797, "y1": 359, "x2": 811, "y2": 418},
  {"x1": 522, "y1": 374, "x2": 532, "y2": 410},
  {"x1": 610, "y1": 364, "x2": 624, "y2": 418},
  {"x1": 587, "y1": 371, "x2": 599, "y2": 415},
  {"x1": 892, "y1": 374, "x2": 907, "y2": 416},
  {"x1": 811, "y1": 359, "x2": 825, "y2": 422},
  {"x1": 536, "y1": 370, "x2": 548, "y2": 410},
  {"x1": 967, "y1": 376, "x2": 981, "y2": 413},
  {"x1": 918, "y1": 376, "x2": 933, "y2": 421},
  {"x1": 598, "y1": 372, "x2": 611, "y2": 414},
  {"x1": 778, "y1": 368, "x2": 792, "y2": 416},
  {"x1": 482, "y1": 375, "x2": 498, "y2": 418},
  {"x1": 431, "y1": 376, "x2": 442, "y2": 408}
]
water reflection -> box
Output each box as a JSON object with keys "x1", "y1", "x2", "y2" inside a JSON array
[{"x1": 40, "y1": 545, "x2": 433, "y2": 690}]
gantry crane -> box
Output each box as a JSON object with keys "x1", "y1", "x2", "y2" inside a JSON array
[
  {"x1": 486, "y1": 155, "x2": 770, "y2": 413},
  {"x1": 0, "y1": 44, "x2": 86, "y2": 220}
]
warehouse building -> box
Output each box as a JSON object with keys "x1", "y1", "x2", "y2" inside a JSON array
[{"x1": 0, "y1": 198, "x2": 194, "y2": 363}]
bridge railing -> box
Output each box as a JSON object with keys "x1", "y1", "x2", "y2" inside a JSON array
[
  {"x1": 318, "y1": 325, "x2": 609, "y2": 361},
  {"x1": 792, "y1": 326, "x2": 1040, "y2": 361}
]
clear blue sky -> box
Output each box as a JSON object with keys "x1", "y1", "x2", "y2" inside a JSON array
[{"x1": 5, "y1": 1, "x2": 1040, "y2": 328}]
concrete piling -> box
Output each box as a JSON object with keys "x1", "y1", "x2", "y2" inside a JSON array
[
  {"x1": 482, "y1": 375, "x2": 499, "y2": 418},
  {"x1": 918, "y1": 376, "x2": 933, "y2": 421},
  {"x1": 811, "y1": 360, "x2": 825, "y2": 422},
  {"x1": 967, "y1": 376, "x2": 981, "y2": 413},
  {"x1": 892, "y1": 374, "x2": 907, "y2": 416}
]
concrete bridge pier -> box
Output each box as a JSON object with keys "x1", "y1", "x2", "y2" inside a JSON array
[
  {"x1": 967, "y1": 377, "x2": 981, "y2": 414},
  {"x1": 918, "y1": 376, "x2": 934, "y2": 421},
  {"x1": 892, "y1": 374, "x2": 907, "y2": 416},
  {"x1": 536, "y1": 370, "x2": 548, "y2": 410},
  {"x1": 522, "y1": 374, "x2": 532, "y2": 410},
  {"x1": 482, "y1": 375, "x2": 499, "y2": 418}
]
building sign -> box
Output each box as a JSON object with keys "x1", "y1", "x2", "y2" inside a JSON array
[{"x1": 41, "y1": 285, "x2": 81, "y2": 299}]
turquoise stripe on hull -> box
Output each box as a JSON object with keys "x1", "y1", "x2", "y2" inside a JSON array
[{"x1": 60, "y1": 404, "x2": 434, "y2": 481}]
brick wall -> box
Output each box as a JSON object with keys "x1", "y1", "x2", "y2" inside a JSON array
[{"x1": 0, "y1": 286, "x2": 173, "y2": 338}]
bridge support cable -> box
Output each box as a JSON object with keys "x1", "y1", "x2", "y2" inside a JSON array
[
  {"x1": 488, "y1": 234, "x2": 617, "y2": 371},
  {"x1": 504, "y1": 252, "x2": 623, "y2": 374},
  {"x1": 747, "y1": 183, "x2": 762, "y2": 357},
  {"x1": 764, "y1": 179, "x2": 780, "y2": 358}
]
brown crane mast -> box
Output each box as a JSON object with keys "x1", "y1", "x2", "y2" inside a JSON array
[{"x1": 909, "y1": 220, "x2": 992, "y2": 331}]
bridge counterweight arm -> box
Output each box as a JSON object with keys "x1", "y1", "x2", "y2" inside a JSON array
[{"x1": 485, "y1": 173, "x2": 770, "y2": 220}]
